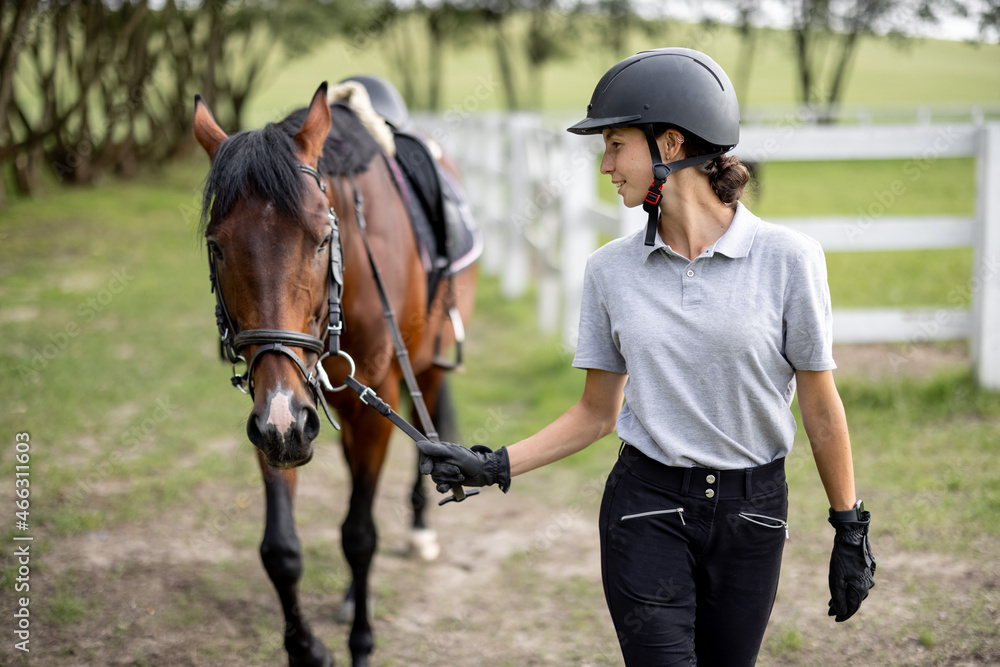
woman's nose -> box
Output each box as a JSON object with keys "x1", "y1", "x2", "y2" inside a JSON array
[{"x1": 600, "y1": 152, "x2": 613, "y2": 175}]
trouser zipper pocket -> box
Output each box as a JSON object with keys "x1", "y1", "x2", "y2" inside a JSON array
[
  {"x1": 738, "y1": 512, "x2": 789, "y2": 539},
  {"x1": 620, "y1": 508, "x2": 686, "y2": 525}
]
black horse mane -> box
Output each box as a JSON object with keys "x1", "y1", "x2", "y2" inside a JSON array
[{"x1": 200, "y1": 103, "x2": 381, "y2": 233}]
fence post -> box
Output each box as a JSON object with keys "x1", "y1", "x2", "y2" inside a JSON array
[
  {"x1": 502, "y1": 114, "x2": 531, "y2": 298},
  {"x1": 618, "y1": 196, "x2": 639, "y2": 238},
  {"x1": 478, "y1": 113, "x2": 506, "y2": 277},
  {"x1": 559, "y1": 132, "x2": 598, "y2": 347},
  {"x1": 972, "y1": 123, "x2": 1000, "y2": 390}
]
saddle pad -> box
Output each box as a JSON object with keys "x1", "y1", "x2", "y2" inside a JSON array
[{"x1": 388, "y1": 132, "x2": 482, "y2": 276}]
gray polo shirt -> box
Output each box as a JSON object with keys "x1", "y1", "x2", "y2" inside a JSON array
[{"x1": 573, "y1": 202, "x2": 836, "y2": 469}]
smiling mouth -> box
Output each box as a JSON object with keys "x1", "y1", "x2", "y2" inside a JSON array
[{"x1": 614, "y1": 181, "x2": 625, "y2": 193}]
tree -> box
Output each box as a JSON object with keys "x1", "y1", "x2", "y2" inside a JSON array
[
  {"x1": 780, "y1": 0, "x2": 997, "y2": 122},
  {"x1": 523, "y1": 0, "x2": 573, "y2": 108},
  {"x1": 0, "y1": 0, "x2": 376, "y2": 205}
]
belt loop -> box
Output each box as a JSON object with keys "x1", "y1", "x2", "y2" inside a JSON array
[
  {"x1": 681, "y1": 468, "x2": 692, "y2": 496},
  {"x1": 745, "y1": 468, "x2": 753, "y2": 500},
  {"x1": 619, "y1": 441, "x2": 626, "y2": 457}
]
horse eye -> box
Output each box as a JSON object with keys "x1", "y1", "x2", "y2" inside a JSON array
[
  {"x1": 207, "y1": 241, "x2": 223, "y2": 260},
  {"x1": 318, "y1": 234, "x2": 331, "y2": 253}
]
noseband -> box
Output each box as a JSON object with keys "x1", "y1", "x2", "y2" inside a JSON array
[{"x1": 209, "y1": 163, "x2": 346, "y2": 429}]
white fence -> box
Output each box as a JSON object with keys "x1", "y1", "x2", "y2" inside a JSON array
[{"x1": 417, "y1": 114, "x2": 1000, "y2": 390}]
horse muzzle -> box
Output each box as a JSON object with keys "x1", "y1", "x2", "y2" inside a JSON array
[{"x1": 247, "y1": 381, "x2": 321, "y2": 469}]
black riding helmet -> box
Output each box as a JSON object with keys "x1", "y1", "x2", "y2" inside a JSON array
[
  {"x1": 340, "y1": 74, "x2": 411, "y2": 131},
  {"x1": 568, "y1": 48, "x2": 740, "y2": 245}
]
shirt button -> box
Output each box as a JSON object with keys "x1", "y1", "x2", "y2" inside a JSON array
[
  {"x1": 706, "y1": 474, "x2": 716, "y2": 484},
  {"x1": 686, "y1": 269, "x2": 695, "y2": 277},
  {"x1": 705, "y1": 488, "x2": 715, "y2": 498}
]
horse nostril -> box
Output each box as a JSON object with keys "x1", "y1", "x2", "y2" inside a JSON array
[
  {"x1": 246, "y1": 410, "x2": 266, "y2": 449},
  {"x1": 300, "y1": 404, "x2": 320, "y2": 443}
]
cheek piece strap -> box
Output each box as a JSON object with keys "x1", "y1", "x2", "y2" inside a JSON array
[{"x1": 640, "y1": 124, "x2": 723, "y2": 247}]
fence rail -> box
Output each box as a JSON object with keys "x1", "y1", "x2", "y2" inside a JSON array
[{"x1": 416, "y1": 114, "x2": 1000, "y2": 389}]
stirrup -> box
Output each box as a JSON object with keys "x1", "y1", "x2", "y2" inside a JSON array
[{"x1": 432, "y1": 307, "x2": 465, "y2": 371}]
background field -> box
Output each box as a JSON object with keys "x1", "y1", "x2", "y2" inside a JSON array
[{"x1": 1, "y1": 20, "x2": 999, "y2": 667}]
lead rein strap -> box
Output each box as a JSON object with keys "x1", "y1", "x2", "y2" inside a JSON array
[
  {"x1": 343, "y1": 375, "x2": 476, "y2": 504},
  {"x1": 346, "y1": 175, "x2": 475, "y2": 505},
  {"x1": 347, "y1": 173, "x2": 439, "y2": 442}
]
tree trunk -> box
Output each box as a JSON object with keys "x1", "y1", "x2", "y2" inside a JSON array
[
  {"x1": 734, "y1": 22, "x2": 758, "y2": 108},
  {"x1": 427, "y1": 13, "x2": 444, "y2": 112},
  {"x1": 821, "y1": 28, "x2": 862, "y2": 124},
  {"x1": 493, "y1": 21, "x2": 518, "y2": 111},
  {"x1": 0, "y1": 1, "x2": 39, "y2": 142}
]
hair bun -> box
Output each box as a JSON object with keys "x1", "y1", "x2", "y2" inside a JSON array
[{"x1": 705, "y1": 154, "x2": 749, "y2": 204}]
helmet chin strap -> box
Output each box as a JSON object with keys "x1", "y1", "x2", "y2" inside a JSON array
[{"x1": 641, "y1": 125, "x2": 723, "y2": 247}]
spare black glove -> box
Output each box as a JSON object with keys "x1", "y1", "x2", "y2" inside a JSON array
[
  {"x1": 828, "y1": 508, "x2": 876, "y2": 622},
  {"x1": 416, "y1": 440, "x2": 511, "y2": 494}
]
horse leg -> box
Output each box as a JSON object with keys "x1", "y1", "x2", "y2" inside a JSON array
[
  {"x1": 257, "y1": 452, "x2": 331, "y2": 667},
  {"x1": 407, "y1": 369, "x2": 458, "y2": 560},
  {"x1": 339, "y1": 393, "x2": 395, "y2": 667}
]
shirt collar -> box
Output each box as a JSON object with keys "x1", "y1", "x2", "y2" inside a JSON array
[{"x1": 641, "y1": 201, "x2": 760, "y2": 261}]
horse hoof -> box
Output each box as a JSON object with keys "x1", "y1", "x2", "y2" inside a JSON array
[
  {"x1": 288, "y1": 637, "x2": 332, "y2": 667},
  {"x1": 408, "y1": 528, "x2": 440, "y2": 561}
]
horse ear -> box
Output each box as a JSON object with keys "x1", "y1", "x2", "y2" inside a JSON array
[
  {"x1": 293, "y1": 82, "x2": 331, "y2": 167},
  {"x1": 193, "y1": 94, "x2": 228, "y2": 160}
]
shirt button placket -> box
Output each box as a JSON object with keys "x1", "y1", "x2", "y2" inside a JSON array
[
  {"x1": 705, "y1": 474, "x2": 716, "y2": 499},
  {"x1": 682, "y1": 263, "x2": 701, "y2": 308}
]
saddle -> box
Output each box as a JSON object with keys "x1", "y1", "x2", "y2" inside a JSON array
[
  {"x1": 328, "y1": 78, "x2": 481, "y2": 369},
  {"x1": 386, "y1": 131, "x2": 482, "y2": 304}
]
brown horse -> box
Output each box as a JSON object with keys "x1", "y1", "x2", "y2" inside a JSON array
[{"x1": 192, "y1": 83, "x2": 477, "y2": 667}]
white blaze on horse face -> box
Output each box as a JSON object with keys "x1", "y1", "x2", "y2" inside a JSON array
[{"x1": 265, "y1": 384, "x2": 296, "y2": 436}]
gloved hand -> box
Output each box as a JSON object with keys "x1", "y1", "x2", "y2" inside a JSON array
[
  {"x1": 416, "y1": 440, "x2": 511, "y2": 494},
  {"x1": 828, "y1": 508, "x2": 876, "y2": 622}
]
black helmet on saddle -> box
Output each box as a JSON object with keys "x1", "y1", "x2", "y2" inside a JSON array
[
  {"x1": 340, "y1": 74, "x2": 411, "y2": 131},
  {"x1": 568, "y1": 48, "x2": 740, "y2": 246}
]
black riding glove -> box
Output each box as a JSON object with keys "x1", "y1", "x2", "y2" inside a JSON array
[
  {"x1": 416, "y1": 440, "x2": 511, "y2": 494},
  {"x1": 828, "y1": 508, "x2": 876, "y2": 622}
]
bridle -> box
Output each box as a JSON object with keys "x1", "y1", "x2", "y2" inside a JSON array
[
  {"x1": 207, "y1": 159, "x2": 475, "y2": 503},
  {"x1": 208, "y1": 163, "x2": 347, "y2": 429}
]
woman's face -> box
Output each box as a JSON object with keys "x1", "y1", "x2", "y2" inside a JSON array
[{"x1": 600, "y1": 127, "x2": 655, "y2": 208}]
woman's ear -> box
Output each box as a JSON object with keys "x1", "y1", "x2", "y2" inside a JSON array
[{"x1": 657, "y1": 128, "x2": 686, "y2": 162}]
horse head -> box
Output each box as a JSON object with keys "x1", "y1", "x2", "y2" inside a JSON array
[{"x1": 193, "y1": 84, "x2": 334, "y2": 469}]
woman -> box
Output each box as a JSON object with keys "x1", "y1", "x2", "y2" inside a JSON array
[{"x1": 417, "y1": 47, "x2": 876, "y2": 666}]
